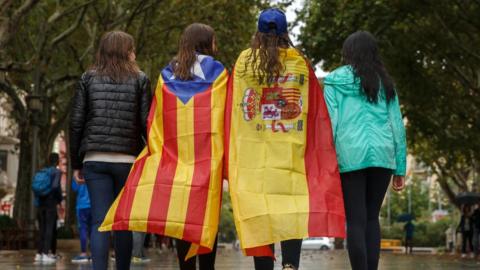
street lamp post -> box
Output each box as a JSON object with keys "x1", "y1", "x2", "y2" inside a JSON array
[{"x1": 26, "y1": 95, "x2": 44, "y2": 248}]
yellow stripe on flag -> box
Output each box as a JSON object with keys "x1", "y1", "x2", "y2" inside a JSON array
[
  {"x1": 148, "y1": 77, "x2": 165, "y2": 154},
  {"x1": 127, "y1": 82, "x2": 165, "y2": 232},
  {"x1": 202, "y1": 70, "x2": 227, "y2": 246},
  {"x1": 99, "y1": 148, "x2": 148, "y2": 232},
  {"x1": 164, "y1": 98, "x2": 196, "y2": 238}
]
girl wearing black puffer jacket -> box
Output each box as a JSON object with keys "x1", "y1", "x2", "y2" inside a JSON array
[{"x1": 69, "y1": 31, "x2": 151, "y2": 270}]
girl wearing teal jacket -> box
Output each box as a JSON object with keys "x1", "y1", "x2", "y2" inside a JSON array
[{"x1": 324, "y1": 31, "x2": 406, "y2": 270}]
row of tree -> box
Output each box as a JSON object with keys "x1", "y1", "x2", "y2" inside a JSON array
[
  {"x1": 2, "y1": 0, "x2": 479, "y2": 226},
  {"x1": 0, "y1": 0, "x2": 271, "y2": 224},
  {"x1": 298, "y1": 0, "x2": 480, "y2": 206}
]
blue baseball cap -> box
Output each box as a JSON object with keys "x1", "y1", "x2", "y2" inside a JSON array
[{"x1": 258, "y1": 8, "x2": 288, "y2": 35}]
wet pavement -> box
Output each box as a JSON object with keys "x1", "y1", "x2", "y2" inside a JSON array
[{"x1": 1, "y1": 249, "x2": 479, "y2": 269}]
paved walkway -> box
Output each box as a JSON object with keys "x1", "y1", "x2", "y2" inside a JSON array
[{"x1": 1, "y1": 249, "x2": 479, "y2": 269}]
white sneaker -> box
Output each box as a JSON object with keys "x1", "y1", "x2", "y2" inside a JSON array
[
  {"x1": 470, "y1": 253, "x2": 475, "y2": 259},
  {"x1": 461, "y1": 253, "x2": 467, "y2": 258},
  {"x1": 41, "y1": 254, "x2": 57, "y2": 263},
  {"x1": 34, "y1": 253, "x2": 42, "y2": 262}
]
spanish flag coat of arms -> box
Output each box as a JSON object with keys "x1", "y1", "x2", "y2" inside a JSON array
[
  {"x1": 225, "y1": 48, "x2": 345, "y2": 254},
  {"x1": 100, "y1": 55, "x2": 228, "y2": 256}
]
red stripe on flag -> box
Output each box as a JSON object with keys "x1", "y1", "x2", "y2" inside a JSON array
[
  {"x1": 304, "y1": 66, "x2": 345, "y2": 237},
  {"x1": 112, "y1": 154, "x2": 148, "y2": 230},
  {"x1": 146, "y1": 85, "x2": 179, "y2": 234},
  {"x1": 182, "y1": 88, "x2": 213, "y2": 243},
  {"x1": 245, "y1": 245, "x2": 275, "y2": 258},
  {"x1": 197, "y1": 246, "x2": 212, "y2": 254},
  {"x1": 223, "y1": 69, "x2": 234, "y2": 179}
]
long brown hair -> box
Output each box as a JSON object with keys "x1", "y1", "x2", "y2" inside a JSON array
[
  {"x1": 245, "y1": 32, "x2": 296, "y2": 85},
  {"x1": 92, "y1": 31, "x2": 140, "y2": 82},
  {"x1": 172, "y1": 23, "x2": 216, "y2": 80}
]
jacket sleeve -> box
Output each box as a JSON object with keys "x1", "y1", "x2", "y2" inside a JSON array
[
  {"x1": 388, "y1": 94, "x2": 407, "y2": 176},
  {"x1": 323, "y1": 84, "x2": 338, "y2": 142},
  {"x1": 71, "y1": 178, "x2": 79, "y2": 193},
  {"x1": 69, "y1": 74, "x2": 88, "y2": 170},
  {"x1": 139, "y1": 75, "x2": 152, "y2": 141},
  {"x1": 52, "y1": 169, "x2": 63, "y2": 204}
]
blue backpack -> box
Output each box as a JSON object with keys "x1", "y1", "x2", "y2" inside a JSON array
[{"x1": 32, "y1": 167, "x2": 55, "y2": 196}]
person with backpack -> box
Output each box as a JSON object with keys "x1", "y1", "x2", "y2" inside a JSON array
[
  {"x1": 33, "y1": 153, "x2": 62, "y2": 263},
  {"x1": 69, "y1": 30, "x2": 151, "y2": 270},
  {"x1": 71, "y1": 177, "x2": 92, "y2": 263}
]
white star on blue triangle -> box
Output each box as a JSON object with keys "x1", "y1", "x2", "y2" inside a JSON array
[{"x1": 162, "y1": 55, "x2": 224, "y2": 104}]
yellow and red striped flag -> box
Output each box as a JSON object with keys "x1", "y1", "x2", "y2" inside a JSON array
[
  {"x1": 100, "y1": 55, "x2": 228, "y2": 258},
  {"x1": 225, "y1": 48, "x2": 346, "y2": 256}
]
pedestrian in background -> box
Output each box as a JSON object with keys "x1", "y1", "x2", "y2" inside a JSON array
[
  {"x1": 403, "y1": 221, "x2": 414, "y2": 254},
  {"x1": 458, "y1": 204, "x2": 474, "y2": 258},
  {"x1": 69, "y1": 30, "x2": 151, "y2": 270},
  {"x1": 71, "y1": 177, "x2": 92, "y2": 263},
  {"x1": 324, "y1": 31, "x2": 407, "y2": 270},
  {"x1": 472, "y1": 203, "x2": 480, "y2": 257},
  {"x1": 33, "y1": 153, "x2": 63, "y2": 263}
]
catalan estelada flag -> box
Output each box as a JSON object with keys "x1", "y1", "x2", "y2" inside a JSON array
[
  {"x1": 100, "y1": 55, "x2": 228, "y2": 258},
  {"x1": 225, "y1": 48, "x2": 345, "y2": 256}
]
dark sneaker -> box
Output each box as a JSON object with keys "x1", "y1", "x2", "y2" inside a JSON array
[{"x1": 71, "y1": 255, "x2": 90, "y2": 263}]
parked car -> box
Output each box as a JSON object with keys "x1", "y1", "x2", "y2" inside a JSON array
[{"x1": 302, "y1": 237, "x2": 334, "y2": 250}]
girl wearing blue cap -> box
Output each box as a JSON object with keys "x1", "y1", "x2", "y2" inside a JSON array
[
  {"x1": 226, "y1": 7, "x2": 345, "y2": 270},
  {"x1": 323, "y1": 31, "x2": 407, "y2": 270}
]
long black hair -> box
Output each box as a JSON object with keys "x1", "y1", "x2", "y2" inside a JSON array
[{"x1": 342, "y1": 31, "x2": 395, "y2": 103}]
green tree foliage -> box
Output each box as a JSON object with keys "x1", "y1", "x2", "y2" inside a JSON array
[
  {"x1": 219, "y1": 191, "x2": 237, "y2": 243},
  {"x1": 0, "y1": 0, "x2": 267, "y2": 223},
  {"x1": 381, "y1": 176, "x2": 430, "y2": 224},
  {"x1": 298, "y1": 0, "x2": 480, "y2": 205}
]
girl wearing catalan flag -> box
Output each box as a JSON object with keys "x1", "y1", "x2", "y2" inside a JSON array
[
  {"x1": 100, "y1": 23, "x2": 227, "y2": 270},
  {"x1": 225, "y1": 8, "x2": 345, "y2": 270}
]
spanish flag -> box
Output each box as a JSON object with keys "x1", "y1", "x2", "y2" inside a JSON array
[
  {"x1": 100, "y1": 55, "x2": 228, "y2": 258},
  {"x1": 225, "y1": 48, "x2": 345, "y2": 256}
]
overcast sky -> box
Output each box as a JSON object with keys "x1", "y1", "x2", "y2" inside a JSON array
[{"x1": 284, "y1": 0, "x2": 329, "y2": 77}]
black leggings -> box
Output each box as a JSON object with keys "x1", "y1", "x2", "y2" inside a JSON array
[
  {"x1": 176, "y1": 238, "x2": 218, "y2": 270},
  {"x1": 254, "y1": 239, "x2": 302, "y2": 270},
  {"x1": 341, "y1": 168, "x2": 392, "y2": 270}
]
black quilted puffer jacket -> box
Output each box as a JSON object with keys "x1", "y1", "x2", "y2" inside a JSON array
[{"x1": 69, "y1": 70, "x2": 152, "y2": 169}]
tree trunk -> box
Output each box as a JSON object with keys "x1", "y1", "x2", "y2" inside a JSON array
[
  {"x1": 64, "y1": 128, "x2": 76, "y2": 228},
  {"x1": 12, "y1": 124, "x2": 32, "y2": 223}
]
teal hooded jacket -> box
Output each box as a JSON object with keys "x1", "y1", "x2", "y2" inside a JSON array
[{"x1": 323, "y1": 65, "x2": 407, "y2": 176}]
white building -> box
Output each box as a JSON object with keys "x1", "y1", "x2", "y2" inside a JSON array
[{"x1": 0, "y1": 98, "x2": 19, "y2": 216}]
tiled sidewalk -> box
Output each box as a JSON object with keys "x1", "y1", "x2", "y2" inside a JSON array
[{"x1": 1, "y1": 249, "x2": 479, "y2": 269}]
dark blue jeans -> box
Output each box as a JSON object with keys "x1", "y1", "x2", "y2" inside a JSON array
[
  {"x1": 77, "y1": 208, "x2": 92, "y2": 253},
  {"x1": 84, "y1": 162, "x2": 133, "y2": 270}
]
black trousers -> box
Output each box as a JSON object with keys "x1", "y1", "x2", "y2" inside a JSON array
[
  {"x1": 176, "y1": 238, "x2": 218, "y2": 270},
  {"x1": 462, "y1": 231, "x2": 473, "y2": 253},
  {"x1": 253, "y1": 239, "x2": 302, "y2": 270},
  {"x1": 341, "y1": 167, "x2": 392, "y2": 270},
  {"x1": 37, "y1": 207, "x2": 57, "y2": 254}
]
